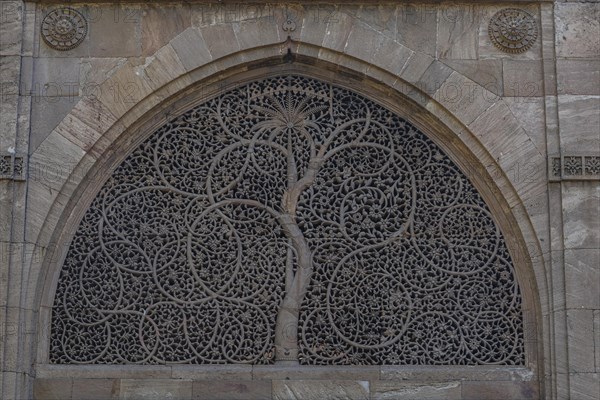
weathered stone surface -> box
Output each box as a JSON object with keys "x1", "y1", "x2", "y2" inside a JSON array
[
  {"x1": 344, "y1": 21, "x2": 385, "y2": 64},
  {"x1": 172, "y1": 365, "x2": 252, "y2": 381},
  {"x1": 503, "y1": 60, "x2": 544, "y2": 97},
  {"x1": 33, "y1": 378, "x2": 72, "y2": 400},
  {"x1": 569, "y1": 373, "x2": 600, "y2": 400},
  {"x1": 462, "y1": 381, "x2": 539, "y2": 400},
  {"x1": 478, "y1": 4, "x2": 542, "y2": 60},
  {"x1": 170, "y1": 28, "x2": 213, "y2": 72},
  {"x1": 417, "y1": 61, "x2": 453, "y2": 94},
  {"x1": 435, "y1": 72, "x2": 497, "y2": 125},
  {"x1": 555, "y1": 3, "x2": 600, "y2": 58},
  {"x1": 31, "y1": 58, "x2": 81, "y2": 99},
  {"x1": 141, "y1": 4, "x2": 191, "y2": 56},
  {"x1": 380, "y1": 366, "x2": 533, "y2": 382},
  {"x1": 444, "y1": 59, "x2": 503, "y2": 96},
  {"x1": 561, "y1": 182, "x2": 600, "y2": 250},
  {"x1": 272, "y1": 380, "x2": 369, "y2": 400},
  {"x1": 36, "y1": 365, "x2": 172, "y2": 380},
  {"x1": 120, "y1": 379, "x2": 192, "y2": 400},
  {"x1": 505, "y1": 97, "x2": 546, "y2": 155},
  {"x1": 192, "y1": 380, "x2": 271, "y2": 400},
  {"x1": 198, "y1": 23, "x2": 240, "y2": 60},
  {"x1": 371, "y1": 36, "x2": 412, "y2": 76},
  {"x1": 79, "y1": 58, "x2": 128, "y2": 97},
  {"x1": 596, "y1": 311, "x2": 600, "y2": 372},
  {"x1": 72, "y1": 379, "x2": 119, "y2": 400},
  {"x1": 30, "y1": 96, "x2": 80, "y2": 154},
  {"x1": 558, "y1": 95, "x2": 600, "y2": 153},
  {"x1": 253, "y1": 366, "x2": 379, "y2": 381},
  {"x1": 565, "y1": 249, "x2": 600, "y2": 309},
  {"x1": 557, "y1": 59, "x2": 600, "y2": 96},
  {"x1": 87, "y1": 5, "x2": 142, "y2": 57},
  {"x1": 396, "y1": 4, "x2": 436, "y2": 57},
  {"x1": 0, "y1": 0, "x2": 22, "y2": 55},
  {"x1": 437, "y1": 4, "x2": 479, "y2": 59},
  {"x1": 371, "y1": 381, "x2": 461, "y2": 400},
  {"x1": 567, "y1": 309, "x2": 596, "y2": 373}
]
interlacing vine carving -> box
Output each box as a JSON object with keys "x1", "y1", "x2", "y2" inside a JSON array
[{"x1": 50, "y1": 75, "x2": 524, "y2": 365}]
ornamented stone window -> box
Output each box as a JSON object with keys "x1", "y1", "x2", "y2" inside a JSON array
[{"x1": 50, "y1": 75, "x2": 524, "y2": 366}]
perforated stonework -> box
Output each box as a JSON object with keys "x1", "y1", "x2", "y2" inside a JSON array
[{"x1": 50, "y1": 76, "x2": 524, "y2": 366}]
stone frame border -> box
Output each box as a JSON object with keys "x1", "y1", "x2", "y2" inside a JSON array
[{"x1": 23, "y1": 34, "x2": 548, "y2": 396}]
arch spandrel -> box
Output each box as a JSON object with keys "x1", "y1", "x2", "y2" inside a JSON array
[{"x1": 48, "y1": 74, "x2": 526, "y2": 367}]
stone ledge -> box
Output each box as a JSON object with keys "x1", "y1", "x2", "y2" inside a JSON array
[{"x1": 35, "y1": 364, "x2": 535, "y2": 382}]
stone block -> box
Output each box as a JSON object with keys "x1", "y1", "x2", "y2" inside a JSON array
[
  {"x1": 557, "y1": 59, "x2": 600, "y2": 96},
  {"x1": 380, "y1": 366, "x2": 533, "y2": 382},
  {"x1": 504, "y1": 97, "x2": 546, "y2": 156},
  {"x1": 344, "y1": 22, "x2": 385, "y2": 65},
  {"x1": 0, "y1": 0, "x2": 22, "y2": 55},
  {"x1": 199, "y1": 24, "x2": 240, "y2": 60},
  {"x1": 191, "y1": 380, "x2": 271, "y2": 400},
  {"x1": 416, "y1": 61, "x2": 453, "y2": 95},
  {"x1": 555, "y1": 3, "x2": 600, "y2": 58},
  {"x1": 232, "y1": 18, "x2": 280, "y2": 51},
  {"x1": 170, "y1": 28, "x2": 213, "y2": 72},
  {"x1": 30, "y1": 96, "x2": 79, "y2": 154},
  {"x1": 36, "y1": 365, "x2": 172, "y2": 380},
  {"x1": 444, "y1": 59, "x2": 503, "y2": 96},
  {"x1": 558, "y1": 95, "x2": 600, "y2": 153},
  {"x1": 437, "y1": 4, "x2": 479, "y2": 59},
  {"x1": 139, "y1": 44, "x2": 187, "y2": 91},
  {"x1": 371, "y1": 36, "x2": 412, "y2": 76},
  {"x1": 398, "y1": 52, "x2": 434, "y2": 86},
  {"x1": 79, "y1": 58, "x2": 128, "y2": 97},
  {"x1": 462, "y1": 381, "x2": 539, "y2": 400},
  {"x1": 396, "y1": 4, "x2": 437, "y2": 56},
  {"x1": 354, "y1": 4, "x2": 396, "y2": 37},
  {"x1": 299, "y1": 5, "x2": 330, "y2": 47},
  {"x1": 32, "y1": 58, "x2": 81, "y2": 98},
  {"x1": 323, "y1": 11, "x2": 355, "y2": 53},
  {"x1": 95, "y1": 62, "x2": 154, "y2": 119},
  {"x1": 72, "y1": 379, "x2": 119, "y2": 399},
  {"x1": 561, "y1": 182, "x2": 600, "y2": 250},
  {"x1": 478, "y1": 4, "x2": 541, "y2": 61},
  {"x1": 33, "y1": 378, "x2": 73, "y2": 400},
  {"x1": 38, "y1": 5, "x2": 90, "y2": 58},
  {"x1": 596, "y1": 311, "x2": 600, "y2": 372},
  {"x1": 272, "y1": 380, "x2": 369, "y2": 400},
  {"x1": 88, "y1": 5, "x2": 142, "y2": 58},
  {"x1": 435, "y1": 72, "x2": 497, "y2": 125},
  {"x1": 565, "y1": 249, "x2": 600, "y2": 309},
  {"x1": 567, "y1": 309, "x2": 596, "y2": 373},
  {"x1": 141, "y1": 4, "x2": 191, "y2": 56},
  {"x1": 503, "y1": 60, "x2": 543, "y2": 97},
  {"x1": 252, "y1": 365, "x2": 379, "y2": 381},
  {"x1": 120, "y1": 379, "x2": 192, "y2": 400},
  {"x1": 172, "y1": 365, "x2": 252, "y2": 380},
  {"x1": 371, "y1": 381, "x2": 461, "y2": 400},
  {"x1": 569, "y1": 373, "x2": 600, "y2": 400}
]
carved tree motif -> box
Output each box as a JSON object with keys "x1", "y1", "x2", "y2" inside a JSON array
[{"x1": 50, "y1": 76, "x2": 524, "y2": 365}]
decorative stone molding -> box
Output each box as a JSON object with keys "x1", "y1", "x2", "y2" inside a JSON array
[
  {"x1": 0, "y1": 153, "x2": 25, "y2": 181},
  {"x1": 488, "y1": 8, "x2": 538, "y2": 54},
  {"x1": 549, "y1": 155, "x2": 600, "y2": 181},
  {"x1": 41, "y1": 7, "x2": 87, "y2": 51}
]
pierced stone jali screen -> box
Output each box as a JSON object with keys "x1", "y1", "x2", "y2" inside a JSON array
[{"x1": 50, "y1": 75, "x2": 524, "y2": 366}]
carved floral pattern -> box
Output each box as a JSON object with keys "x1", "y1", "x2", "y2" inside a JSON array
[
  {"x1": 488, "y1": 8, "x2": 537, "y2": 54},
  {"x1": 41, "y1": 8, "x2": 87, "y2": 51},
  {"x1": 50, "y1": 76, "x2": 524, "y2": 365}
]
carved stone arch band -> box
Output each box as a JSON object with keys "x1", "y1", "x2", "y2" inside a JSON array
[{"x1": 49, "y1": 75, "x2": 524, "y2": 366}]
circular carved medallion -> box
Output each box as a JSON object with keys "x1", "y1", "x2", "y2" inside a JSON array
[
  {"x1": 41, "y1": 8, "x2": 87, "y2": 51},
  {"x1": 488, "y1": 8, "x2": 537, "y2": 54}
]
